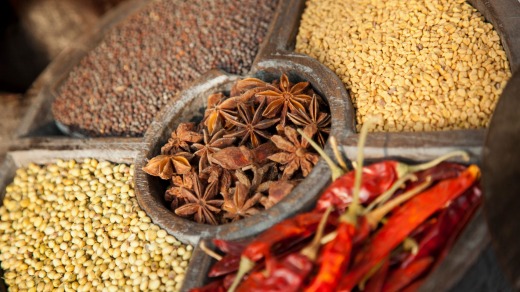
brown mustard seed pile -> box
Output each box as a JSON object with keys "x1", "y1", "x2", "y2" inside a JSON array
[
  {"x1": 0, "y1": 160, "x2": 191, "y2": 292},
  {"x1": 52, "y1": 0, "x2": 278, "y2": 137},
  {"x1": 143, "y1": 74, "x2": 331, "y2": 225},
  {"x1": 296, "y1": 0, "x2": 511, "y2": 132}
]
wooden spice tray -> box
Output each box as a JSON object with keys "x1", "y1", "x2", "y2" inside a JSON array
[{"x1": 1, "y1": 0, "x2": 519, "y2": 291}]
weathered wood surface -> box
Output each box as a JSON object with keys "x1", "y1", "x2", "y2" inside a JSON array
[{"x1": 0, "y1": 0, "x2": 518, "y2": 291}]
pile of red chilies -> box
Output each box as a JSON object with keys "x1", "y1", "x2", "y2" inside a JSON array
[{"x1": 192, "y1": 126, "x2": 482, "y2": 292}]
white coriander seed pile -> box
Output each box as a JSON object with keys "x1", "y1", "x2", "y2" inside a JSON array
[
  {"x1": 0, "y1": 159, "x2": 191, "y2": 292},
  {"x1": 296, "y1": 0, "x2": 511, "y2": 132}
]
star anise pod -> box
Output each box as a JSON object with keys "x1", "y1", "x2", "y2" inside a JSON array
[
  {"x1": 287, "y1": 94, "x2": 331, "y2": 146},
  {"x1": 191, "y1": 128, "x2": 235, "y2": 171},
  {"x1": 222, "y1": 170, "x2": 262, "y2": 222},
  {"x1": 161, "y1": 123, "x2": 203, "y2": 154},
  {"x1": 230, "y1": 77, "x2": 270, "y2": 96},
  {"x1": 165, "y1": 174, "x2": 194, "y2": 201},
  {"x1": 174, "y1": 175, "x2": 223, "y2": 225},
  {"x1": 142, "y1": 152, "x2": 193, "y2": 180},
  {"x1": 268, "y1": 126, "x2": 319, "y2": 180},
  {"x1": 209, "y1": 146, "x2": 253, "y2": 170},
  {"x1": 223, "y1": 184, "x2": 262, "y2": 222},
  {"x1": 203, "y1": 93, "x2": 239, "y2": 134},
  {"x1": 224, "y1": 98, "x2": 280, "y2": 148},
  {"x1": 257, "y1": 74, "x2": 313, "y2": 126},
  {"x1": 259, "y1": 180, "x2": 297, "y2": 209}
]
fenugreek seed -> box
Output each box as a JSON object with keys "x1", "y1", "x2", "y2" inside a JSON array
[{"x1": 296, "y1": 0, "x2": 510, "y2": 132}]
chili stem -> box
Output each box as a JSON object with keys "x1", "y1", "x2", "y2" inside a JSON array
[
  {"x1": 199, "y1": 241, "x2": 223, "y2": 261},
  {"x1": 404, "y1": 151, "x2": 469, "y2": 175},
  {"x1": 301, "y1": 206, "x2": 333, "y2": 261},
  {"x1": 299, "y1": 129, "x2": 344, "y2": 180},
  {"x1": 364, "y1": 174, "x2": 417, "y2": 213},
  {"x1": 403, "y1": 237, "x2": 419, "y2": 255},
  {"x1": 228, "y1": 257, "x2": 255, "y2": 292},
  {"x1": 365, "y1": 178, "x2": 432, "y2": 228},
  {"x1": 330, "y1": 136, "x2": 349, "y2": 172},
  {"x1": 358, "y1": 260, "x2": 385, "y2": 291},
  {"x1": 342, "y1": 120, "x2": 372, "y2": 223},
  {"x1": 320, "y1": 231, "x2": 337, "y2": 245}
]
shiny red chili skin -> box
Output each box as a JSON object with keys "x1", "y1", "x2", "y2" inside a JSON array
[
  {"x1": 242, "y1": 211, "x2": 329, "y2": 262},
  {"x1": 364, "y1": 259, "x2": 389, "y2": 292},
  {"x1": 315, "y1": 161, "x2": 400, "y2": 213},
  {"x1": 236, "y1": 253, "x2": 313, "y2": 292},
  {"x1": 400, "y1": 185, "x2": 482, "y2": 268},
  {"x1": 304, "y1": 222, "x2": 356, "y2": 292},
  {"x1": 338, "y1": 166, "x2": 479, "y2": 291},
  {"x1": 383, "y1": 257, "x2": 433, "y2": 292}
]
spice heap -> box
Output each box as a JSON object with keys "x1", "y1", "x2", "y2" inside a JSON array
[
  {"x1": 296, "y1": 0, "x2": 511, "y2": 132},
  {"x1": 143, "y1": 74, "x2": 331, "y2": 225},
  {"x1": 193, "y1": 124, "x2": 482, "y2": 291},
  {"x1": 0, "y1": 160, "x2": 191, "y2": 291},
  {"x1": 52, "y1": 0, "x2": 278, "y2": 137}
]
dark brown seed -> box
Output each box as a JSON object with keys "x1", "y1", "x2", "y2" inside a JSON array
[{"x1": 52, "y1": 0, "x2": 279, "y2": 137}]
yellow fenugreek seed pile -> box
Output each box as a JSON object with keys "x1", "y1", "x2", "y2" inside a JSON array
[
  {"x1": 296, "y1": 0, "x2": 511, "y2": 132},
  {"x1": 0, "y1": 159, "x2": 191, "y2": 292}
]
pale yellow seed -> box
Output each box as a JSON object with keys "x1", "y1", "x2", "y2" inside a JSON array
[{"x1": 0, "y1": 160, "x2": 191, "y2": 292}]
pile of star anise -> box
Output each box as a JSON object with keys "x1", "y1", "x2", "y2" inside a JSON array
[{"x1": 143, "y1": 74, "x2": 331, "y2": 225}]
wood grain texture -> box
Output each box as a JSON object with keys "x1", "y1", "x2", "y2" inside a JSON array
[
  {"x1": 483, "y1": 69, "x2": 520, "y2": 289},
  {"x1": 1, "y1": 0, "x2": 518, "y2": 290},
  {"x1": 134, "y1": 66, "x2": 352, "y2": 246}
]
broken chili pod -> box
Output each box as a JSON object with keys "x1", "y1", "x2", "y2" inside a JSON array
[
  {"x1": 338, "y1": 165, "x2": 480, "y2": 291},
  {"x1": 382, "y1": 257, "x2": 434, "y2": 292}
]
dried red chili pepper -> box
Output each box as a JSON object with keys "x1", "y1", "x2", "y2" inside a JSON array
[
  {"x1": 304, "y1": 222, "x2": 356, "y2": 291},
  {"x1": 400, "y1": 279, "x2": 425, "y2": 292},
  {"x1": 364, "y1": 259, "x2": 389, "y2": 292},
  {"x1": 382, "y1": 257, "x2": 434, "y2": 292},
  {"x1": 209, "y1": 239, "x2": 248, "y2": 277},
  {"x1": 190, "y1": 278, "x2": 226, "y2": 292},
  {"x1": 210, "y1": 254, "x2": 242, "y2": 277},
  {"x1": 338, "y1": 165, "x2": 480, "y2": 291},
  {"x1": 315, "y1": 161, "x2": 400, "y2": 212},
  {"x1": 315, "y1": 153, "x2": 469, "y2": 213},
  {"x1": 400, "y1": 184, "x2": 482, "y2": 268},
  {"x1": 236, "y1": 253, "x2": 314, "y2": 292},
  {"x1": 242, "y1": 211, "x2": 333, "y2": 262}
]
